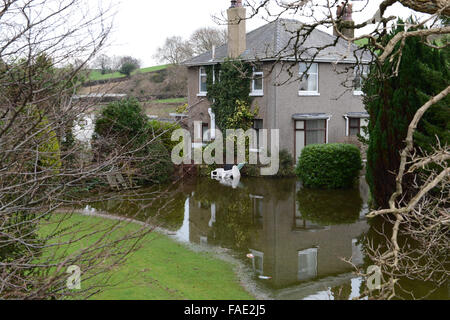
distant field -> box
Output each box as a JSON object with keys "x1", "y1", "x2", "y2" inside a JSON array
[
  {"x1": 354, "y1": 38, "x2": 369, "y2": 47},
  {"x1": 89, "y1": 64, "x2": 169, "y2": 81},
  {"x1": 150, "y1": 98, "x2": 187, "y2": 104}
]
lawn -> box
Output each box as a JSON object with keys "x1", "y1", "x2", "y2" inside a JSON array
[
  {"x1": 39, "y1": 214, "x2": 254, "y2": 300},
  {"x1": 150, "y1": 98, "x2": 187, "y2": 104},
  {"x1": 88, "y1": 64, "x2": 169, "y2": 81}
]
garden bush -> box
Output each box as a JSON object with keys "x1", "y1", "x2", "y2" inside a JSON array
[
  {"x1": 93, "y1": 99, "x2": 173, "y2": 185},
  {"x1": 94, "y1": 98, "x2": 148, "y2": 146},
  {"x1": 295, "y1": 143, "x2": 362, "y2": 189},
  {"x1": 297, "y1": 188, "x2": 363, "y2": 225},
  {"x1": 148, "y1": 120, "x2": 181, "y2": 153},
  {"x1": 276, "y1": 149, "x2": 295, "y2": 177}
]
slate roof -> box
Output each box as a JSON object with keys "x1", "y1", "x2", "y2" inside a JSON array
[{"x1": 183, "y1": 19, "x2": 371, "y2": 66}]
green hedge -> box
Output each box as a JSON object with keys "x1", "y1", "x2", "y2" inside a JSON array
[
  {"x1": 297, "y1": 188, "x2": 363, "y2": 225},
  {"x1": 148, "y1": 120, "x2": 181, "y2": 152},
  {"x1": 296, "y1": 144, "x2": 362, "y2": 189}
]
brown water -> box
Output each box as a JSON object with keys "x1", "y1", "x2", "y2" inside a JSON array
[{"x1": 83, "y1": 176, "x2": 448, "y2": 300}]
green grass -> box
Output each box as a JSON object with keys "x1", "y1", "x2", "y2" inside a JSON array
[
  {"x1": 88, "y1": 64, "x2": 169, "y2": 81},
  {"x1": 354, "y1": 38, "x2": 369, "y2": 47},
  {"x1": 39, "y1": 214, "x2": 253, "y2": 300},
  {"x1": 150, "y1": 98, "x2": 187, "y2": 104}
]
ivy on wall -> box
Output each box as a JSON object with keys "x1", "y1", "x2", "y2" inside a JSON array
[{"x1": 205, "y1": 59, "x2": 255, "y2": 131}]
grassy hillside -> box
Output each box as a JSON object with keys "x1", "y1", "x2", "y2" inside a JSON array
[
  {"x1": 354, "y1": 38, "x2": 369, "y2": 47},
  {"x1": 89, "y1": 64, "x2": 169, "y2": 81}
]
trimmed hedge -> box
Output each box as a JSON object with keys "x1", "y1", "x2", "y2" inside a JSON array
[{"x1": 296, "y1": 143, "x2": 362, "y2": 189}]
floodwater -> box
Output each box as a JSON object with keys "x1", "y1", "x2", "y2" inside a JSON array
[{"x1": 83, "y1": 176, "x2": 448, "y2": 300}]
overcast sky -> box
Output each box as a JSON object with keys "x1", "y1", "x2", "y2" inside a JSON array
[{"x1": 105, "y1": 0, "x2": 421, "y2": 67}]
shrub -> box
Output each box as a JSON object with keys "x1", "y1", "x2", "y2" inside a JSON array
[
  {"x1": 94, "y1": 98, "x2": 148, "y2": 146},
  {"x1": 296, "y1": 143, "x2": 362, "y2": 189},
  {"x1": 148, "y1": 120, "x2": 181, "y2": 152},
  {"x1": 137, "y1": 140, "x2": 173, "y2": 184},
  {"x1": 276, "y1": 149, "x2": 295, "y2": 177},
  {"x1": 93, "y1": 99, "x2": 173, "y2": 186},
  {"x1": 297, "y1": 188, "x2": 363, "y2": 225}
]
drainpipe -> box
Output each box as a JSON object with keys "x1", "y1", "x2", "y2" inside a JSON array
[
  {"x1": 326, "y1": 116, "x2": 332, "y2": 144},
  {"x1": 208, "y1": 108, "x2": 216, "y2": 140},
  {"x1": 209, "y1": 203, "x2": 216, "y2": 228},
  {"x1": 344, "y1": 115, "x2": 349, "y2": 137}
]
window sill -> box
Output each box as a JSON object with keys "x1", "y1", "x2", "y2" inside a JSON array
[
  {"x1": 250, "y1": 92, "x2": 264, "y2": 97},
  {"x1": 197, "y1": 93, "x2": 207, "y2": 97},
  {"x1": 353, "y1": 91, "x2": 364, "y2": 96},
  {"x1": 298, "y1": 92, "x2": 320, "y2": 97}
]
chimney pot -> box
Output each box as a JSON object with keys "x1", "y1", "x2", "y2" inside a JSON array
[{"x1": 230, "y1": 0, "x2": 242, "y2": 8}]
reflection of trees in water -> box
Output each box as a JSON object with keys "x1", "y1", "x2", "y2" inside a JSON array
[
  {"x1": 88, "y1": 187, "x2": 187, "y2": 231},
  {"x1": 297, "y1": 188, "x2": 363, "y2": 225},
  {"x1": 209, "y1": 200, "x2": 255, "y2": 252},
  {"x1": 331, "y1": 282, "x2": 352, "y2": 300},
  {"x1": 362, "y1": 217, "x2": 449, "y2": 300},
  {"x1": 192, "y1": 179, "x2": 257, "y2": 252}
]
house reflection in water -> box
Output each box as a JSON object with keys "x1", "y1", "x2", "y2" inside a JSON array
[{"x1": 186, "y1": 177, "x2": 369, "y2": 289}]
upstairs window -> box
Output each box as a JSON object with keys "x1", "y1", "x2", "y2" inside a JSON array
[
  {"x1": 299, "y1": 62, "x2": 319, "y2": 95},
  {"x1": 353, "y1": 65, "x2": 369, "y2": 95},
  {"x1": 251, "y1": 66, "x2": 264, "y2": 96},
  {"x1": 199, "y1": 67, "x2": 207, "y2": 95}
]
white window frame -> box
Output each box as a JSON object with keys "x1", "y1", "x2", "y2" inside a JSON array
[
  {"x1": 298, "y1": 248, "x2": 318, "y2": 281},
  {"x1": 250, "y1": 67, "x2": 264, "y2": 96},
  {"x1": 294, "y1": 117, "x2": 331, "y2": 163},
  {"x1": 353, "y1": 65, "x2": 369, "y2": 96},
  {"x1": 299, "y1": 62, "x2": 319, "y2": 96},
  {"x1": 250, "y1": 249, "x2": 264, "y2": 275},
  {"x1": 198, "y1": 66, "x2": 207, "y2": 96},
  {"x1": 344, "y1": 116, "x2": 369, "y2": 138}
]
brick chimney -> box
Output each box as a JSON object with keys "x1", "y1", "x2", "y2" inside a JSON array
[
  {"x1": 334, "y1": 2, "x2": 355, "y2": 39},
  {"x1": 227, "y1": 0, "x2": 246, "y2": 58}
]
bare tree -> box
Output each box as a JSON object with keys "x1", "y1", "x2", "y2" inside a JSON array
[
  {"x1": 0, "y1": 0, "x2": 179, "y2": 299},
  {"x1": 153, "y1": 36, "x2": 194, "y2": 65},
  {"x1": 189, "y1": 27, "x2": 228, "y2": 55},
  {"x1": 92, "y1": 54, "x2": 113, "y2": 74}
]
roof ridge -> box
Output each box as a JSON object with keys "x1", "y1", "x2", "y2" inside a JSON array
[
  {"x1": 183, "y1": 17, "x2": 371, "y2": 66},
  {"x1": 275, "y1": 19, "x2": 281, "y2": 53}
]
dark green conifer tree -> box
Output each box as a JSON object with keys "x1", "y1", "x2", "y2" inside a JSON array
[{"x1": 365, "y1": 19, "x2": 450, "y2": 209}]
